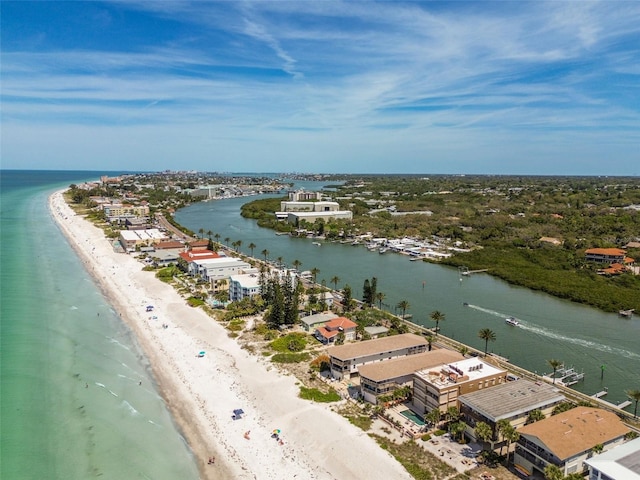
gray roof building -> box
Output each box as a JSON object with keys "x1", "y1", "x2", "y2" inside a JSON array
[
  {"x1": 585, "y1": 436, "x2": 640, "y2": 480},
  {"x1": 459, "y1": 379, "x2": 565, "y2": 421}
]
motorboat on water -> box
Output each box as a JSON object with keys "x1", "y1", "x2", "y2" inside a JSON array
[{"x1": 505, "y1": 317, "x2": 520, "y2": 326}]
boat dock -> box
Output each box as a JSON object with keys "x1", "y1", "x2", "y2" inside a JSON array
[
  {"x1": 591, "y1": 389, "x2": 608, "y2": 399},
  {"x1": 596, "y1": 397, "x2": 632, "y2": 410},
  {"x1": 458, "y1": 266, "x2": 489, "y2": 276},
  {"x1": 618, "y1": 309, "x2": 635, "y2": 317},
  {"x1": 542, "y1": 365, "x2": 585, "y2": 387}
]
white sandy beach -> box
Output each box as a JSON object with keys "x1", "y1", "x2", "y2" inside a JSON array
[{"x1": 50, "y1": 190, "x2": 413, "y2": 480}]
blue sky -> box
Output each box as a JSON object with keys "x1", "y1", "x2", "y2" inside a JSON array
[{"x1": 2, "y1": 1, "x2": 639, "y2": 175}]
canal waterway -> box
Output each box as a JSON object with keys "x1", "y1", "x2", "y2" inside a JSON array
[{"x1": 175, "y1": 183, "x2": 640, "y2": 409}]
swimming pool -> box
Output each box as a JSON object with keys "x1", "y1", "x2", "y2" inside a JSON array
[{"x1": 400, "y1": 409, "x2": 425, "y2": 426}]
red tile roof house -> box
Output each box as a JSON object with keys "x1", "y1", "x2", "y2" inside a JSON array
[
  {"x1": 514, "y1": 407, "x2": 630, "y2": 478},
  {"x1": 178, "y1": 249, "x2": 220, "y2": 276},
  {"x1": 314, "y1": 317, "x2": 358, "y2": 344},
  {"x1": 585, "y1": 248, "x2": 633, "y2": 265}
]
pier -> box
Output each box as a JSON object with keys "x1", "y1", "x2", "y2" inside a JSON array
[
  {"x1": 458, "y1": 266, "x2": 489, "y2": 276},
  {"x1": 591, "y1": 389, "x2": 608, "y2": 399}
]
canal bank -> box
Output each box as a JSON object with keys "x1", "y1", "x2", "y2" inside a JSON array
[{"x1": 175, "y1": 189, "x2": 640, "y2": 411}]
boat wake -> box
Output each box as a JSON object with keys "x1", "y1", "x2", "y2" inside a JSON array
[{"x1": 465, "y1": 304, "x2": 640, "y2": 360}]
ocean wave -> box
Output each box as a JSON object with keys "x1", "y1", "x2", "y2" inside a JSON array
[
  {"x1": 107, "y1": 336, "x2": 131, "y2": 351},
  {"x1": 121, "y1": 400, "x2": 140, "y2": 416}
]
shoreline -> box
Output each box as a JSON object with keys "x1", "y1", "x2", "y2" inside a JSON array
[{"x1": 49, "y1": 189, "x2": 413, "y2": 480}]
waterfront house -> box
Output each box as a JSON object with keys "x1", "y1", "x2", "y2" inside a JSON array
[
  {"x1": 584, "y1": 436, "x2": 640, "y2": 480},
  {"x1": 178, "y1": 249, "x2": 220, "y2": 276},
  {"x1": 190, "y1": 257, "x2": 253, "y2": 290},
  {"x1": 585, "y1": 248, "x2": 631, "y2": 265},
  {"x1": 458, "y1": 379, "x2": 565, "y2": 451},
  {"x1": 328, "y1": 333, "x2": 429, "y2": 380},
  {"x1": 412, "y1": 358, "x2": 507, "y2": 415},
  {"x1": 514, "y1": 407, "x2": 630, "y2": 478},
  {"x1": 119, "y1": 228, "x2": 168, "y2": 252},
  {"x1": 358, "y1": 349, "x2": 463, "y2": 404},
  {"x1": 300, "y1": 312, "x2": 339, "y2": 332},
  {"x1": 228, "y1": 273, "x2": 261, "y2": 301},
  {"x1": 315, "y1": 317, "x2": 357, "y2": 344}
]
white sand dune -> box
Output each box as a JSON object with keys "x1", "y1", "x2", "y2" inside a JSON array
[{"x1": 50, "y1": 190, "x2": 412, "y2": 480}]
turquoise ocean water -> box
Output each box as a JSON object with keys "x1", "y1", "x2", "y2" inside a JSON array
[{"x1": 1, "y1": 171, "x2": 199, "y2": 480}]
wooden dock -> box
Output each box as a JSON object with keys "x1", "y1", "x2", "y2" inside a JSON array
[{"x1": 591, "y1": 390, "x2": 608, "y2": 399}]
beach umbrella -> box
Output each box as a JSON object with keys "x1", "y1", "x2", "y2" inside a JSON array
[
  {"x1": 272, "y1": 429, "x2": 281, "y2": 435},
  {"x1": 199, "y1": 351, "x2": 206, "y2": 356}
]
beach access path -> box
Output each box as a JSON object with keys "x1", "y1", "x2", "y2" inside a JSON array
[{"x1": 50, "y1": 190, "x2": 412, "y2": 480}]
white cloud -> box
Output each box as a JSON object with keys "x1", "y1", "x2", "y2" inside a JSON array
[{"x1": 2, "y1": 0, "x2": 639, "y2": 174}]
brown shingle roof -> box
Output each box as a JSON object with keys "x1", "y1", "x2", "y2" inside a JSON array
[
  {"x1": 327, "y1": 333, "x2": 428, "y2": 361},
  {"x1": 358, "y1": 349, "x2": 464, "y2": 382},
  {"x1": 518, "y1": 407, "x2": 629, "y2": 460}
]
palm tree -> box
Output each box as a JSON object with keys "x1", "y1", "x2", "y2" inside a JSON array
[
  {"x1": 214, "y1": 233, "x2": 221, "y2": 245},
  {"x1": 206, "y1": 230, "x2": 213, "y2": 240},
  {"x1": 425, "y1": 334, "x2": 434, "y2": 351},
  {"x1": 502, "y1": 423, "x2": 520, "y2": 467},
  {"x1": 547, "y1": 359, "x2": 563, "y2": 384},
  {"x1": 224, "y1": 236, "x2": 230, "y2": 247},
  {"x1": 426, "y1": 408, "x2": 441, "y2": 428},
  {"x1": 446, "y1": 406, "x2": 460, "y2": 423},
  {"x1": 626, "y1": 389, "x2": 640, "y2": 418},
  {"x1": 330, "y1": 275, "x2": 340, "y2": 290},
  {"x1": 430, "y1": 310, "x2": 445, "y2": 337},
  {"x1": 235, "y1": 239, "x2": 242, "y2": 253},
  {"x1": 198, "y1": 227, "x2": 205, "y2": 238},
  {"x1": 292, "y1": 259, "x2": 302, "y2": 271},
  {"x1": 459, "y1": 345, "x2": 469, "y2": 357},
  {"x1": 375, "y1": 291, "x2": 386, "y2": 309},
  {"x1": 543, "y1": 464, "x2": 564, "y2": 480},
  {"x1": 261, "y1": 249, "x2": 269, "y2": 262},
  {"x1": 526, "y1": 409, "x2": 545, "y2": 424},
  {"x1": 396, "y1": 300, "x2": 410, "y2": 319},
  {"x1": 449, "y1": 421, "x2": 466, "y2": 442},
  {"x1": 248, "y1": 242, "x2": 256, "y2": 257},
  {"x1": 496, "y1": 419, "x2": 510, "y2": 456},
  {"x1": 310, "y1": 267, "x2": 320, "y2": 284},
  {"x1": 231, "y1": 240, "x2": 239, "y2": 252},
  {"x1": 478, "y1": 328, "x2": 496, "y2": 356},
  {"x1": 474, "y1": 421, "x2": 493, "y2": 451}
]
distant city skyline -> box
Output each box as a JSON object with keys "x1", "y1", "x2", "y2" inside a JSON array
[{"x1": 1, "y1": 1, "x2": 639, "y2": 175}]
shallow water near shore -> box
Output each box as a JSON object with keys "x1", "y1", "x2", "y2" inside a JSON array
[{"x1": 1, "y1": 171, "x2": 199, "y2": 479}]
